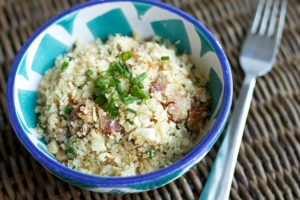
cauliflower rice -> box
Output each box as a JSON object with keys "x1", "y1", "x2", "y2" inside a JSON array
[{"x1": 35, "y1": 34, "x2": 210, "y2": 176}]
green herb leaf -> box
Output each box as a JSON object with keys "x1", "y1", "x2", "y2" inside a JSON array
[
  {"x1": 71, "y1": 139, "x2": 77, "y2": 145},
  {"x1": 132, "y1": 72, "x2": 147, "y2": 85},
  {"x1": 149, "y1": 150, "x2": 153, "y2": 159},
  {"x1": 95, "y1": 95, "x2": 107, "y2": 106},
  {"x1": 130, "y1": 85, "x2": 149, "y2": 99},
  {"x1": 78, "y1": 78, "x2": 90, "y2": 89},
  {"x1": 68, "y1": 56, "x2": 74, "y2": 61},
  {"x1": 161, "y1": 56, "x2": 170, "y2": 60},
  {"x1": 104, "y1": 103, "x2": 119, "y2": 119},
  {"x1": 64, "y1": 107, "x2": 73, "y2": 115},
  {"x1": 109, "y1": 62, "x2": 123, "y2": 74},
  {"x1": 116, "y1": 82, "x2": 123, "y2": 93},
  {"x1": 85, "y1": 69, "x2": 93, "y2": 76},
  {"x1": 94, "y1": 78, "x2": 106, "y2": 88},
  {"x1": 125, "y1": 64, "x2": 132, "y2": 75},
  {"x1": 127, "y1": 107, "x2": 137, "y2": 114},
  {"x1": 108, "y1": 79, "x2": 116, "y2": 87},
  {"x1": 126, "y1": 119, "x2": 134, "y2": 125},
  {"x1": 114, "y1": 61, "x2": 124, "y2": 74},
  {"x1": 122, "y1": 96, "x2": 143, "y2": 104},
  {"x1": 120, "y1": 51, "x2": 133, "y2": 61},
  {"x1": 66, "y1": 147, "x2": 73, "y2": 154},
  {"x1": 119, "y1": 91, "x2": 128, "y2": 98},
  {"x1": 61, "y1": 61, "x2": 69, "y2": 70},
  {"x1": 105, "y1": 87, "x2": 113, "y2": 93},
  {"x1": 107, "y1": 92, "x2": 118, "y2": 105},
  {"x1": 94, "y1": 87, "x2": 104, "y2": 96},
  {"x1": 154, "y1": 38, "x2": 164, "y2": 44},
  {"x1": 137, "y1": 82, "x2": 144, "y2": 88},
  {"x1": 195, "y1": 76, "x2": 201, "y2": 84},
  {"x1": 38, "y1": 123, "x2": 46, "y2": 131},
  {"x1": 107, "y1": 49, "x2": 112, "y2": 55},
  {"x1": 123, "y1": 71, "x2": 131, "y2": 79},
  {"x1": 113, "y1": 75, "x2": 121, "y2": 83}
]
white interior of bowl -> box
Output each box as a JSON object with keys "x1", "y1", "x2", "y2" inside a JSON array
[{"x1": 13, "y1": 1, "x2": 225, "y2": 160}]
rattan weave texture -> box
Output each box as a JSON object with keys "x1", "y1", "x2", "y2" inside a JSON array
[{"x1": 0, "y1": 0, "x2": 299, "y2": 199}]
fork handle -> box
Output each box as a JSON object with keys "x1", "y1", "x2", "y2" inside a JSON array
[{"x1": 200, "y1": 73, "x2": 257, "y2": 200}]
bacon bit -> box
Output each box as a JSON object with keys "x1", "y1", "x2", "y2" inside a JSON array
[
  {"x1": 128, "y1": 64, "x2": 133, "y2": 69},
  {"x1": 69, "y1": 105, "x2": 81, "y2": 121},
  {"x1": 150, "y1": 118, "x2": 157, "y2": 123},
  {"x1": 97, "y1": 107, "x2": 123, "y2": 137},
  {"x1": 166, "y1": 92, "x2": 188, "y2": 123},
  {"x1": 68, "y1": 105, "x2": 90, "y2": 139},
  {"x1": 55, "y1": 148, "x2": 68, "y2": 162},
  {"x1": 187, "y1": 105, "x2": 208, "y2": 133},
  {"x1": 117, "y1": 44, "x2": 122, "y2": 51},
  {"x1": 160, "y1": 101, "x2": 175, "y2": 109},
  {"x1": 149, "y1": 73, "x2": 167, "y2": 94},
  {"x1": 66, "y1": 99, "x2": 76, "y2": 108},
  {"x1": 131, "y1": 139, "x2": 136, "y2": 145}
]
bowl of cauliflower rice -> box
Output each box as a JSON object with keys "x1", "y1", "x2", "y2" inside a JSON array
[{"x1": 7, "y1": 0, "x2": 232, "y2": 193}]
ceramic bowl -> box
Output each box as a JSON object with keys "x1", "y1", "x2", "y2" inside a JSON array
[{"x1": 7, "y1": 0, "x2": 232, "y2": 193}]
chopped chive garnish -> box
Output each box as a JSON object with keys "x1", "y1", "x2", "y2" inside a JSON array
[
  {"x1": 154, "y1": 38, "x2": 164, "y2": 44},
  {"x1": 130, "y1": 85, "x2": 149, "y2": 99},
  {"x1": 161, "y1": 56, "x2": 170, "y2": 60},
  {"x1": 108, "y1": 79, "x2": 116, "y2": 87},
  {"x1": 127, "y1": 108, "x2": 137, "y2": 114},
  {"x1": 123, "y1": 70, "x2": 131, "y2": 79},
  {"x1": 95, "y1": 95, "x2": 107, "y2": 106},
  {"x1": 68, "y1": 56, "x2": 74, "y2": 61},
  {"x1": 149, "y1": 150, "x2": 153, "y2": 159},
  {"x1": 125, "y1": 64, "x2": 132, "y2": 75},
  {"x1": 120, "y1": 51, "x2": 133, "y2": 61},
  {"x1": 71, "y1": 139, "x2": 77, "y2": 145},
  {"x1": 122, "y1": 96, "x2": 143, "y2": 104},
  {"x1": 78, "y1": 78, "x2": 90, "y2": 89},
  {"x1": 113, "y1": 75, "x2": 121, "y2": 83},
  {"x1": 95, "y1": 87, "x2": 105, "y2": 96},
  {"x1": 119, "y1": 91, "x2": 128, "y2": 98},
  {"x1": 137, "y1": 82, "x2": 144, "y2": 88},
  {"x1": 104, "y1": 103, "x2": 119, "y2": 119},
  {"x1": 107, "y1": 49, "x2": 112, "y2": 55},
  {"x1": 114, "y1": 61, "x2": 124, "y2": 73},
  {"x1": 132, "y1": 72, "x2": 147, "y2": 85},
  {"x1": 66, "y1": 147, "x2": 73, "y2": 154},
  {"x1": 126, "y1": 119, "x2": 134, "y2": 125},
  {"x1": 107, "y1": 92, "x2": 118, "y2": 105},
  {"x1": 61, "y1": 61, "x2": 69, "y2": 70},
  {"x1": 38, "y1": 123, "x2": 46, "y2": 131},
  {"x1": 94, "y1": 78, "x2": 106, "y2": 88},
  {"x1": 116, "y1": 82, "x2": 123, "y2": 93},
  {"x1": 85, "y1": 69, "x2": 93, "y2": 76},
  {"x1": 192, "y1": 64, "x2": 196, "y2": 70},
  {"x1": 105, "y1": 87, "x2": 113, "y2": 93},
  {"x1": 195, "y1": 77, "x2": 201, "y2": 84},
  {"x1": 109, "y1": 62, "x2": 123, "y2": 74},
  {"x1": 64, "y1": 107, "x2": 73, "y2": 115}
]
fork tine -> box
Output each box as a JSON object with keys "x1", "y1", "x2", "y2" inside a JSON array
[
  {"x1": 275, "y1": 0, "x2": 286, "y2": 42},
  {"x1": 259, "y1": 0, "x2": 272, "y2": 35},
  {"x1": 251, "y1": 0, "x2": 265, "y2": 33},
  {"x1": 267, "y1": 0, "x2": 279, "y2": 36}
]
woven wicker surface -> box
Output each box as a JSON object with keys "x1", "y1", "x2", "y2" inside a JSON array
[{"x1": 0, "y1": 0, "x2": 299, "y2": 199}]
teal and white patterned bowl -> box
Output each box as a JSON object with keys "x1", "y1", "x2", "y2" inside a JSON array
[{"x1": 7, "y1": 0, "x2": 232, "y2": 194}]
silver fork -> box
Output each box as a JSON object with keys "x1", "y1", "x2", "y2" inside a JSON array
[{"x1": 199, "y1": 0, "x2": 286, "y2": 199}]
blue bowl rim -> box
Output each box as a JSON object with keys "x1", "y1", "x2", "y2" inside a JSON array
[{"x1": 7, "y1": 0, "x2": 232, "y2": 188}]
